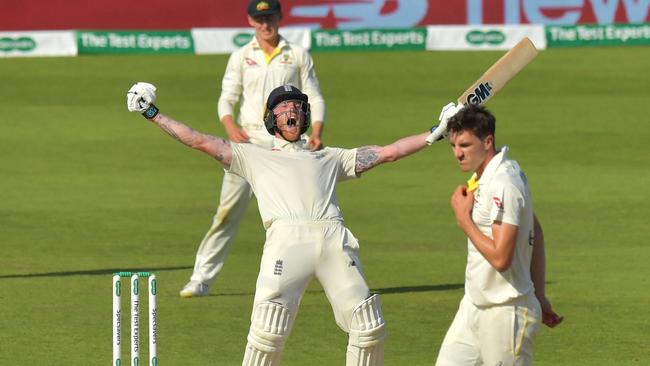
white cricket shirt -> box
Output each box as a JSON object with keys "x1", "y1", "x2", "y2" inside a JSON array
[
  {"x1": 217, "y1": 36, "x2": 326, "y2": 131},
  {"x1": 228, "y1": 138, "x2": 357, "y2": 229},
  {"x1": 466, "y1": 146, "x2": 536, "y2": 307}
]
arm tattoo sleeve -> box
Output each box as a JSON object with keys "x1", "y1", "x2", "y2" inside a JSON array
[
  {"x1": 355, "y1": 145, "x2": 382, "y2": 174},
  {"x1": 155, "y1": 115, "x2": 201, "y2": 146},
  {"x1": 152, "y1": 114, "x2": 232, "y2": 165},
  {"x1": 205, "y1": 135, "x2": 231, "y2": 162}
]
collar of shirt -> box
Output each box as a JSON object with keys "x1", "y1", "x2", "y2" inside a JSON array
[
  {"x1": 271, "y1": 136, "x2": 308, "y2": 152},
  {"x1": 251, "y1": 36, "x2": 289, "y2": 63},
  {"x1": 251, "y1": 36, "x2": 288, "y2": 50},
  {"x1": 475, "y1": 146, "x2": 509, "y2": 189}
]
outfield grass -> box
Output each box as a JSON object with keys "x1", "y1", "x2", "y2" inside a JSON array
[{"x1": 1, "y1": 47, "x2": 649, "y2": 365}]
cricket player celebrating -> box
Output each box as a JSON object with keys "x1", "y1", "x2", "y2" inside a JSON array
[
  {"x1": 180, "y1": 0, "x2": 326, "y2": 297},
  {"x1": 126, "y1": 82, "x2": 453, "y2": 365},
  {"x1": 436, "y1": 105, "x2": 563, "y2": 366}
]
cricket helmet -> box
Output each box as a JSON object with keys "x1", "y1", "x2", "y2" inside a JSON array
[{"x1": 264, "y1": 84, "x2": 311, "y2": 135}]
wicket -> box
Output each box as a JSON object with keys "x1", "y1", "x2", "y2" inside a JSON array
[{"x1": 113, "y1": 271, "x2": 158, "y2": 366}]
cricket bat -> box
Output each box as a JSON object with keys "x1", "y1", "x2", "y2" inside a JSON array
[
  {"x1": 456, "y1": 37, "x2": 538, "y2": 106},
  {"x1": 426, "y1": 37, "x2": 538, "y2": 144}
]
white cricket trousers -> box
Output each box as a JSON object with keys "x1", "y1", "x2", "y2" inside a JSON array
[
  {"x1": 190, "y1": 129, "x2": 273, "y2": 285},
  {"x1": 242, "y1": 220, "x2": 386, "y2": 366},
  {"x1": 435, "y1": 293, "x2": 542, "y2": 366},
  {"x1": 254, "y1": 220, "x2": 370, "y2": 330}
]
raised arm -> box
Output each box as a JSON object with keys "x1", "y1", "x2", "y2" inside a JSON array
[
  {"x1": 354, "y1": 132, "x2": 430, "y2": 174},
  {"x1": 126, "y1": 82, "x2": 232, "y2": 167},
  {"x1": 353, "y1": 102, "x2": 465, "y2": 174},
  {"x1": 150, "y1": 113, "x2": 232, "y2": 166}
]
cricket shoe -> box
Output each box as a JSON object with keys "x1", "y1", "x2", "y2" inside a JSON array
[{"x1": 179, "y1": 280, "x2": 209, "y2": 298}]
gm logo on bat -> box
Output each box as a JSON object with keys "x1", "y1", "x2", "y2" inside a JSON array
[{"x1": 465, "y1": 82, "x2": 493, "y2": 105}]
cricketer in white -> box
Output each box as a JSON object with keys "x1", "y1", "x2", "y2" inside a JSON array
[
  {"x1": 126, "y1": 82, "x2": 456, "y2": 366},
  {"x1": 180, "y1": 0, "x2": 328, "y2": 298},
  {"x1": 437, "y1": 104, "x2": 563, "y2": 366}
]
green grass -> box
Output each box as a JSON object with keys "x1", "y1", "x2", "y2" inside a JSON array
[{"x1": 1, "y1": 47, "x2": 649, "y2": 365}]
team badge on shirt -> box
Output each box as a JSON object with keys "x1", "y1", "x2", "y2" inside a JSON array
[
  {"x1": 245, "y1": 57, "x2": 258, "y2": 66},
  {"x1": 279, "y1": 54, "x2": 293, "y2": 65}
]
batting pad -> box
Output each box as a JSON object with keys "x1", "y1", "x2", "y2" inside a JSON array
[
  {"x1": 243, "y1": 301, "x2": 292, "y2": 366},
  {"x1": 347, "y1": 294, "x2": 386, "y2": 366}
]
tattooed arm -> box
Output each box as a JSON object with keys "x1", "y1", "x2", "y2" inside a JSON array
[
  {"x1": 355, "y1": 132, "x2": 430, "y2": 174},
  {"x1": 150, "y1": 113, "x2": 232, "y2": 166}
]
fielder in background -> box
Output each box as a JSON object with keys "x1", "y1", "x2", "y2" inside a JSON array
[
  {"x1": 180, "y1": 0, "x2": 326, "y2": 297},
  {"x1": 126, "y1": 82, "x2": 453, "y2": 365},
  {"x1": 436, "y1": 105, "x2": 563, "y2": 366}
]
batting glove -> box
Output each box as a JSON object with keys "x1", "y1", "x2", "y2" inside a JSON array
[
  {"x1": 127, "y1": 82, "x2": 159, "y2": 119},
  {"x1": 425, "y1": 102, "x2": 464, "y2": 145}
]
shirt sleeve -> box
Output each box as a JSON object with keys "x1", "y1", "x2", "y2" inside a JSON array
[
  {"x1": 489, "y1": 181, "x2": 525, "y2": 227},
  {"x1": 227, "y1": 143, "x2": 250, "y2": 180},
  {"x1": 217, "y1": 49, "x2": 244, "y2": 121},
  {"x1": 298, "y1": 49, "x2": 326, "y2": 123},
  {"x1": 335, "y1": 148, "x2": 359, "y2": 181}
]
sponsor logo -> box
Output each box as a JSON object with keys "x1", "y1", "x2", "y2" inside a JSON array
[
  {"x1": 233, "y1": 32, "x2": 253, "y2": 47},
  {"x1": 256, "y1": 1, "x2": 270, "y2": 12},
  {"x1": 290, "y1": 0, "x2": 427, "y2": 29},
  {"x1": 245, "y1": 57, "x2": 257, "y2": 66},
  {"x1": 464, "y1": 82, "x2": 493, "y2": 105},
  {"x1": 492, "y1": 196, "x2": 503, "y2": 209},
  {"x1": 78, "y1": 31, "x2": 193, "y2": 54},
  {"x1": 0, "y1": 37, "x2": 36, "y2": 52},
  {"x1": 312, "y1": 29, "x2": 426, "y2": 51},
  {"x1": 466, "y1": 30, "x2": 506, "y2": 45}
]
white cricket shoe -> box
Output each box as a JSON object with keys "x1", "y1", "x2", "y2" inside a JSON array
[{"x1": 179, "y1": 280, "x2": 209, "y2": 298}]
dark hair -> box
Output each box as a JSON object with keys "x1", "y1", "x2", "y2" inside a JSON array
[{"x1": 446, "y1": 104, "x2": 496, "y2": 140}]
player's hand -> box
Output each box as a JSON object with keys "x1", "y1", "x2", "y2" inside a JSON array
[
  {"x1": 537, "y1": 294, "x2": 564, "y2": 328},
  {"x1": 426, "y1": 102, "x2": 464, "y2": 145},
  {"x1": 450, "y1": 185, "x2": 474, "y2": 228},
  {"x1": 127, "y1": 82, "x2": 157, "y2": 112},
  {"x1": 224, "y1": 124, "x2": 250, "y2": 143},
  {"x1": 307, "y1": 135, "x2": 323, "y2": 151}
]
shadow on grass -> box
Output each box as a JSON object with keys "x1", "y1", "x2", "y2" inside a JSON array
[
  {"x1": 0, "y1": 265, "x2": 192, "y2": 279},
  {"x1": 372, "y1": 283, "x2": 464, "y2": 294},
  {"x1": 0, "y1": 267, "x2": 464, "y2": 297},
  {"x1": 207, "y1": 284, "x2": 464, "y2": 297}
]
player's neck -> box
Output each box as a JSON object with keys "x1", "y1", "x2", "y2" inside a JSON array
[{"x1": 256, "y1": 35, "x2": 280, "y2": 54}]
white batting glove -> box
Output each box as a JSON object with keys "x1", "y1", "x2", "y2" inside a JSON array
[
  {"x1": 425, "y1": 102, "x2": 464, "y2": 145},
  {"x1": 126, "y1": 82, "x2": 157, "y2": 113}
]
